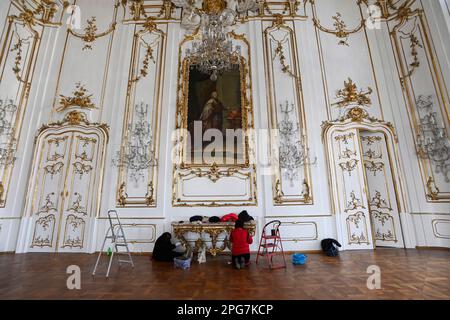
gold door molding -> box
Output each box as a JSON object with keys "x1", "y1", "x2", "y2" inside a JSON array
[
  {"x1": 0, "y1": 1, "x2": 67, "y2": 207},
  {"x1": 388, "y1": 5, "x2": 450, "y2": 202},
  {"x1": 172, "y1": 31, "x2": 257, "y2": 207},
  {"x1": 22, "y1": 111, "x2": 109, "y2": 252},
  {"x1": 322, "y1": 107, "x2": 409, "y2": 250},
  {"x1": 115, "y1": 19, "x2": 166, "y2": 207},
  {"x1": 263, "y1": 17, "x2": 312, "y2": 205}
]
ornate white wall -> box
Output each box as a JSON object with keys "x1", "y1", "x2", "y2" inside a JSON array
[{"x1": 0, "y1": 0, "x2": 449, "y2": 253}]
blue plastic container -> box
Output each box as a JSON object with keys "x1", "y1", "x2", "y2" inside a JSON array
[
  {"x1": 174, "y1": 256, "x2": 192, "y2": 269},
  {"x1": 292, "y1": 253, "x2": 308, "y2": 265}
]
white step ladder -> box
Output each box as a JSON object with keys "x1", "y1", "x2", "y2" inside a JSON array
[{"x1": 92, "y1": 210, "x2": 134, "y2": 278}]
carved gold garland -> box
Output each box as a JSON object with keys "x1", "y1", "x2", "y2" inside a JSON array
[
  {"x1": 405, "y1": 33, "x2": 422, "y2": 77},
  {"x1": 10, "y1": 36, "x2": 26, "y2": 83},
  {"x1": 326, "y1": 79, "x2": 394, "y2": 131},
  {"x1": 310, "y1": 0, "x2": 365, "y2": 46},
  {"x1": 332, "y1": 78, "x2": 373, "y2": 109},
  {"x1": 68, "y1": 16, "x2": 117, "y2": 51},
  {"x1": 270, "y1": 16, "x2": 298, "y2": 78},
  {"x1": 57, "y1": 82, "x2": 96, "y2": 112},
  {"x1": 129, "y1": 18, "x2": 158, "y2": 84}
]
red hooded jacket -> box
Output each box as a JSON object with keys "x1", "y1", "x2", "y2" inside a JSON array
[{"x1": 230, "y1": 227, "x2": 253, "y2": 256}]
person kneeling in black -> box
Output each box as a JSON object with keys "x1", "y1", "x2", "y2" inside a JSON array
[{"x1": 152, "y1": 232, "x2": 183, "y2": 262}]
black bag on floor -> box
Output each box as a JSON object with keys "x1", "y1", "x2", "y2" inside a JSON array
[{"x1": 321, "y1": 238, "x2": 342, "y2": 257}]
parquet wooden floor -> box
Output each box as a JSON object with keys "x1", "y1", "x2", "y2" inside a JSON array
[{"x1": 0, "y1": 249, "x2": 449, "y2": 300}]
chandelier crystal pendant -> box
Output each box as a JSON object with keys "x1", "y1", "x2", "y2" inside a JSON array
[
  {"x1": 113, "y1": 102, "x2": 157, "y2": 186},
  {"x1": 186, "y1": 12, "x2": 241, "y2": 81},
  {"x1": 278, "y1": 101, "x2": 316, "y2": 187},
  {"x1": 416, "y1": 95, "x2": 450, "y2": 182},
  {"x1": 0, "y1": 98, "x2": 18, "y2": 167}
]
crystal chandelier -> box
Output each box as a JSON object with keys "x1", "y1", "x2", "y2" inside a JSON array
[
  {"x1": 186, "y1": 13, "x2": 241, "y2": 81},
  {"x1": 171, "y1": 0, "x2": 255, "y2": 81},
  {"x1": 113, "y1": 102, "x2": 157, "y2": 185},
  {"x1": 0, "y1": 98, "x2": 18, "y2": 167},
  {"x1": 416, "y1": 95, "x2": 450, "y2": 182},
  {"x1": 278, "y1": 101, "x2": 316, "y2": 186}
]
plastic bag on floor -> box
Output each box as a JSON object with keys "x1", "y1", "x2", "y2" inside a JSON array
[{"x1": 292, "y1": 253, "x2": 308, "y2": 265}]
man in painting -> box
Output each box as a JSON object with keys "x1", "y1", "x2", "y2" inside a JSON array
[{"x1": 199, "y1": 91, "x2": 224, "y2": 134}]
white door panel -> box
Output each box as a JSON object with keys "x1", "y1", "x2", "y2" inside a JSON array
[
  {"x1": 23, "y1": 125, "x2": 107, "y2": 253},
  {"x1": 330, "y1": 128, "x2": 374, "y2": 250},
  {"x1": 360, "y1": 131, "x2": 405, "y2": 248}
]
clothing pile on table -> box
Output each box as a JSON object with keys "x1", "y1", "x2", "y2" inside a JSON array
[{"x1": 186, "y1": 210, "x2": 254, "y2": 224}]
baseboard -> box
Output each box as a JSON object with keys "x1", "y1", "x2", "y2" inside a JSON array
[
  {"x1": 91, "y1": 250, "x2": 324, "y2": 256},
  {"x1": 131, "y1": 250, "x2": 323, "y2": 255},
  {"x1": 416, "y1": 246, "x2": 450, "y2": 251}
]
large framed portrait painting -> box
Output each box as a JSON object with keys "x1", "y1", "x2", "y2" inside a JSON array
[
  {"x1": 182, "y1": 61, "x2": 248, "y2": 166},
  {"x1": 173, "y1": 54, "x2": 256, "y2": 207}
]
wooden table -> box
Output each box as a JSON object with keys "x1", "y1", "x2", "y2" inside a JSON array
[{"x1": 172, "y1": 221, "x2": 256, "y2": 256}]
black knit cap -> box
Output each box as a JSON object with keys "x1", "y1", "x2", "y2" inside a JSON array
[
  {"x1": 238, "y1": 210, "x2": 254, "y2": 222},
  {"x1": 208, "y1": 216, "x2": 221, "y2": 223}
]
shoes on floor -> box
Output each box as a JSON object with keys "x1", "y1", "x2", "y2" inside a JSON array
[
  {"x1": 239, "y1": 257, "x2": 245, "y2": 269},
  {"x1": 234, "y1": 258, "x2": 241, "y2": 269}
]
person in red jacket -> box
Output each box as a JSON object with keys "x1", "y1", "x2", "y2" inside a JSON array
[{"x1": 229, "y1": 219, "x2": 253, "y2": 269}]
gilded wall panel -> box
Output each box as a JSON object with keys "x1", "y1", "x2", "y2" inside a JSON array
[
  {"x1": 115, "y1": 20, "x2": 166, "y2": 207},
  {"x1": 389, "y1": 6, "x2": 450, "y2": 201},
  {"x1": 0, "y1": 6, "x2": 43, "y2": 207},
  {"x1": 311, "y1": 0, "x2": 384, "y2": 121},
  {"x1": 51, "y1": 0, "x2": 119, "y2": 122},
  {"x1": 263, "y1": 18, "x2": 312, "y2": 205}
]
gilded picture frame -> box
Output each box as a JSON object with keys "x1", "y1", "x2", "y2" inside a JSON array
[
  {"x1": 172, "y1": 31, "x2": 257, "y2": 207},
  {"x1": 175, "y1": 55, "x2": 253, "y2": 169}
]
